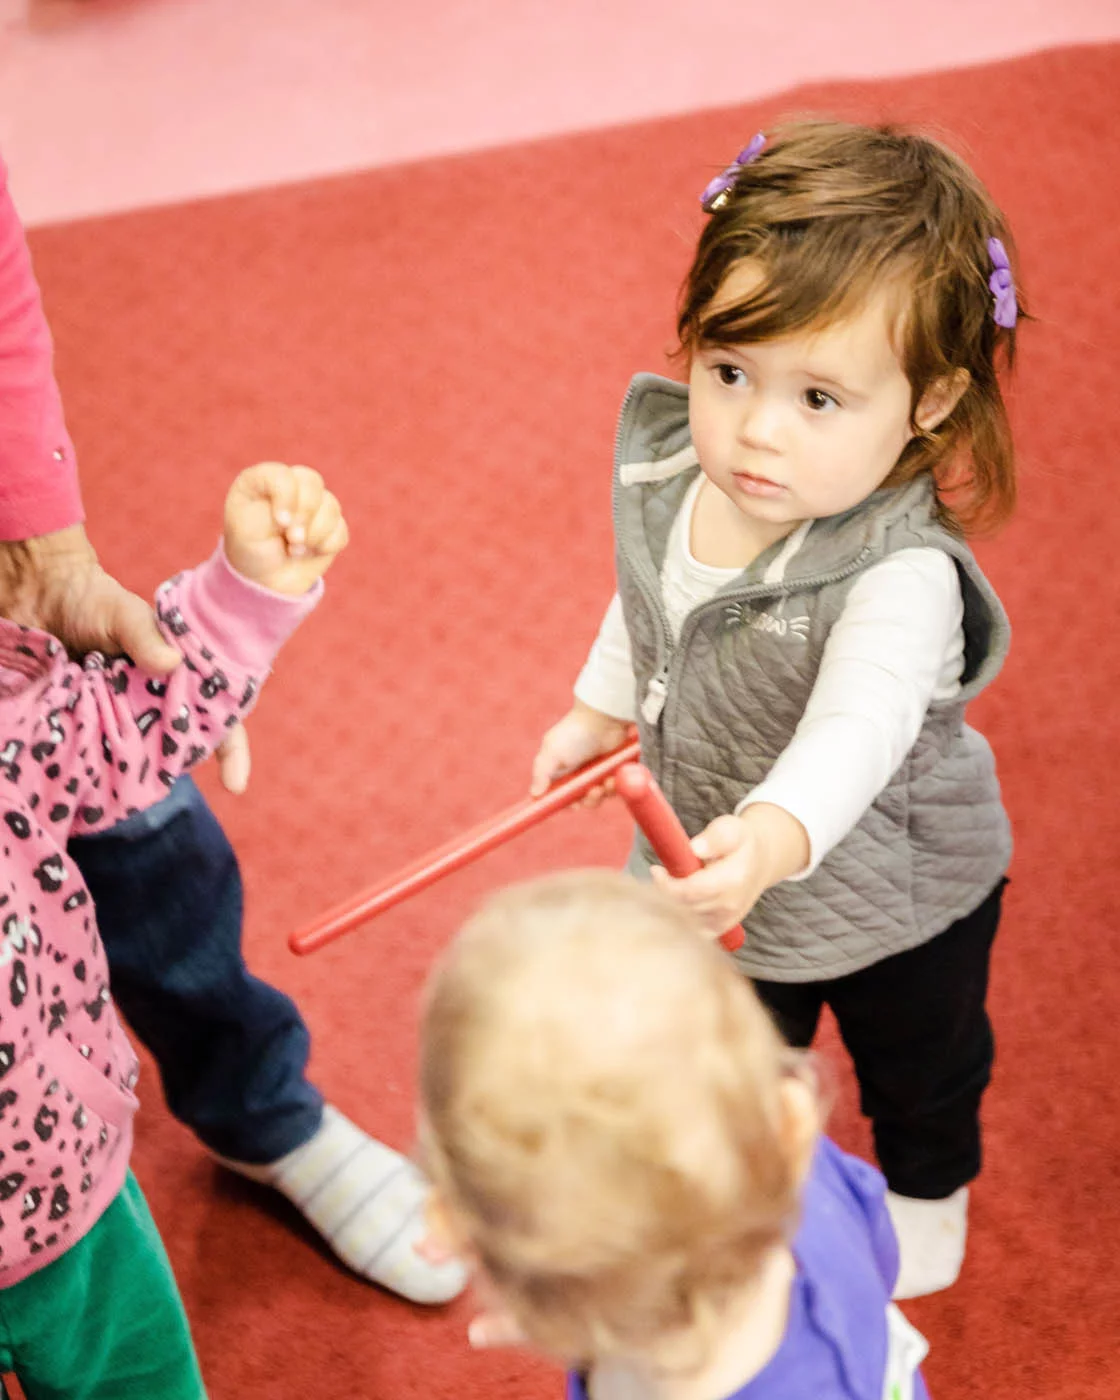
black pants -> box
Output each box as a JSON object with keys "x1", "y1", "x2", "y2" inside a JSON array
[{"x1": 752, "y1": 879, "x2": 1006, "y2": 1200}]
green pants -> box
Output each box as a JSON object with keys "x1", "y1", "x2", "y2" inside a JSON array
[{"x1": 0, "y1": 1172, "x2": 206, "y2": 1400}]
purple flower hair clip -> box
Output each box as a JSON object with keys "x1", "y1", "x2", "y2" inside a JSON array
[
  {"x1": 700, "y1": 133, "x2": 766, "y2": 213},
  {"x1": 987, "y1": 237, "x2": 1018, "y2": 329}
]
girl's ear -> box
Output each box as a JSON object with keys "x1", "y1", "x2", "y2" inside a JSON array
[{"x1": 914, "y1": 368, "x2": 971, "y2": 433}]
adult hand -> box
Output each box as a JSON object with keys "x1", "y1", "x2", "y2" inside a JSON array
[
  {"x1": 0, "y1": 522, "x2": 252, "y2": 793},
  {"x1": 0, "y1": 522, "x2": 180, "y2": 668}
]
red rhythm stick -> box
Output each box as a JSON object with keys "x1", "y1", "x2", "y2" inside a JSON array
[
  {"x1": 614, "y1": 764, "x2": 744, "y2": 952},
  {"x1": 288, "y1": 736, "x2": 641, "y2": 955}
]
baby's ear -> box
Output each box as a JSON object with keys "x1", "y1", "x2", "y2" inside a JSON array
[
  {"x1": 778, "y1": 1070, "x2": 820, "y2": 1179},
  {"x1": 914, "y1": 368, "x2": 971, "y2": 433}
]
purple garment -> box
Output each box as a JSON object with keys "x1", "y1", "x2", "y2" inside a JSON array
[{"x1": 567, "y1": 1138, "x2": 931, "y2": 1400}]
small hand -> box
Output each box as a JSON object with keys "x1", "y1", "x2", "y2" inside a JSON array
[
  {"x1": 650, "y1": 812, "x2": 761, "y2": 937},
  {"x1": 224, "y1": 462, "x2": 349, "y2": 596},
  {"x1": 529, "y1": 701, "x2": 630, "y2": 805},
  {"x1": 649, "y1": 804, "x2": 810, "y2": 939}
]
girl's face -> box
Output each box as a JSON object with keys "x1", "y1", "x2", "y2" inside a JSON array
[{"x1": 688, "y1": 264, "x2": 919, "y2": 550}]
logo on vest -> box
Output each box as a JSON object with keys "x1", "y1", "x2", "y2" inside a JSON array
[{"x1": 723, "y1": 602, "x2": 810, "y2": 641}]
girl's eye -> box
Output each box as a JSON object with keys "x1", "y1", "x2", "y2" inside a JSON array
[
  {"x1": 804, "y1": 388, "x2": 838, "y2": 412},
  {"x1": 716, "y1": 363, "x2": 746, "y2": 387}
]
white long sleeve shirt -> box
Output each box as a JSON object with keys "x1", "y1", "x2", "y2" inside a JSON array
[{"x1": 575, "y1": 476, "x2": 964, "y2": 876}]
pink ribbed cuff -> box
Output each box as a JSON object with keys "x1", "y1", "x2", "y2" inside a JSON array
[{"x1": 175, "y1": 543, "x2": 323, "y2": 674}]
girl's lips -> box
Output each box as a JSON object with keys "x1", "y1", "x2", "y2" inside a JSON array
[{"x1": 732, "y1": 470, "x2": 786, "y2": 498}]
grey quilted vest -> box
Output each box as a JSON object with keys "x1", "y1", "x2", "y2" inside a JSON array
[{"x1": 616, "y1": 373, "x2": 1012, "y2": 982}]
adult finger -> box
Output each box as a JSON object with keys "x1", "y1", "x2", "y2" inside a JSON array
[{"x1": 111, "y1": 591, "x2": 183, "y2": 674}]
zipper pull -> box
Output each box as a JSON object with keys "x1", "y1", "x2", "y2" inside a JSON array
[{"x1": 641, "y1": 668, "x2": 669, "y2": 724}]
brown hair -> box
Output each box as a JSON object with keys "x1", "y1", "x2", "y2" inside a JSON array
[
  {"x1": 678, "y1": 119, "x2": 1023, "y2": 533},
  {"x1": 419, "y1": 871, "x2": 810, "y2": 1368}
]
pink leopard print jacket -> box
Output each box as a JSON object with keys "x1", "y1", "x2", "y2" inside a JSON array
[{"x1": 0, "y1": 546, "x2": 319, "y2": 1285}]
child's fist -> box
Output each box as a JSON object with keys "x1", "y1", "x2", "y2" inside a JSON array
[
  {"x1": 650, "y1": 813, "x2": 760, "y2": 937},
  {"x1": 650, "y1": 804, "x2": 810, "y2": 938},
  {"x1": 529, "y1": 701, "x2": 630, "y2": 803},
  {"x1": 224, "y1": 463, "x2": 349, "y2": 596}
]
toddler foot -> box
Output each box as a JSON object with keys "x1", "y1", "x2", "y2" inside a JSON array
[
  {"x1": 886, "y1": 1186, "x2": 969, "y2": 1299},
  {"x1": 217, "y1": 1104, "x2": 467, "y2": 1304}
]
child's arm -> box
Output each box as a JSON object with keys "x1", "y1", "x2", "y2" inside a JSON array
[
  {"x1": 656, "y1": 551, "x2": 961, "y2": 935},
  {"x1": 14, "y1": 463, "x2": 346, "y2": 840}
]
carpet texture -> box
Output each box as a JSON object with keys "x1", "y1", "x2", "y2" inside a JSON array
[{"x1": 16, "y1": 40, "x2": 1120, "y2": 1400}]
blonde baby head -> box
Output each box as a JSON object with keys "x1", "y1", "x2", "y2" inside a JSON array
[
  {"x1": 418, "y1": 870, "x2": 815, "y2": 1369},
  {"x1": 680, "y1": 119, "x2": 1023, "y2": 535}
]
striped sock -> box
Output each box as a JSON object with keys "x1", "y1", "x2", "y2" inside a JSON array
[{"x1": 218, "y1": 1105, "x2": 467, "y2": 1304}]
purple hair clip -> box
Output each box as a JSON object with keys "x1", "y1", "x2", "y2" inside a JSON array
[
  {"x1": 700, "y1": 132, "x2": 766, "y2": 213},
  {"x1": 987, "y1": 237, "x2": 1018, "y2": 329}
]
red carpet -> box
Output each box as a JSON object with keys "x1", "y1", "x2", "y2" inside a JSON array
[{"x1": 20, "y1": 41, "x2": 1120, "y2": 1399}]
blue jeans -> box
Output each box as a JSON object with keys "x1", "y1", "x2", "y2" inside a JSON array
[{"x1": 67, "y1": 777, "x2": 324, "y2": 1164}]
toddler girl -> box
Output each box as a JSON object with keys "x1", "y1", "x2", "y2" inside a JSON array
[
  {"x1": 530, "y1": 120, "x2": 1021, "y2": 1297},
  {"x1": 419, "y1": 870, "x2": 931, "y2": 1400},
  {"x1": 0, "y1": 460, "x2": 345, "y2": 1397}
]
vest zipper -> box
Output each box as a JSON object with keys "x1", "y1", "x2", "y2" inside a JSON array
[
  {"x1": 640, "y1": 668, "x2": 669, "y2": 723},
  {"x1": 613, "y1": 379, "x2": 678, "y2": 728}
]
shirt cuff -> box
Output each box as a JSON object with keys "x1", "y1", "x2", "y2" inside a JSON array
[
  {"x1": 174, "y1": 543, "x2": 323, "y2": 674},
  {"x1": 0, "y1": 435, "x2": 83, "y2": 540}
]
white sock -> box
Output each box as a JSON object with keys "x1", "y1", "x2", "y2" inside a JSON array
[
  {"x1": 886, "y1": 1186, "x2": 969, "y2": 1299},
  {"x1": 217, "y1": 1105, "x2": 467, "y2": 1304}
]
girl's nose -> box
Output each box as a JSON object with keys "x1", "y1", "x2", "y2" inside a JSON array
[{"x1": 737, "y1": 395, "x2": 782, "y2": 451}]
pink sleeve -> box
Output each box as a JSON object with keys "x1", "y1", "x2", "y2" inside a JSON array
[
  {"x1": 0, "y1": 155, "x2": 83, "y2": 540},
  {"x1": 19, "y1": 549, "x2": 320, "y2": 836}
]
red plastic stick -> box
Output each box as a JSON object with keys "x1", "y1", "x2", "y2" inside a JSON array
[
  {"x1": 615, "y1": 763, "x2": 744, "y2": 951},
  {"x1": 288, "y1": 736, "x2": 641, "y2": 955}
]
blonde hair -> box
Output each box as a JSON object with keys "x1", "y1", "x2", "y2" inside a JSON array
[
  {"x1": 679, "y1": 118, "x2": 1024, "y2": 534},
  {"x1": 418, "y1": 871, "x2": 810, "y2": 1367}
]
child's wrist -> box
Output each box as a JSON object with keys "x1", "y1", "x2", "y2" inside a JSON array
[
  {"x1": 180, "y1": 544, "x2": 323, "y2": 669},
  {"x1": 221, "y1": 536, "x2": 316, "y2": 597},
  {"x1": 572, "y1": 698, "x2": 628, "y2": 735},
  {"x1": 737, "y1": 804, "x2": 811, "y2": 888}
]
